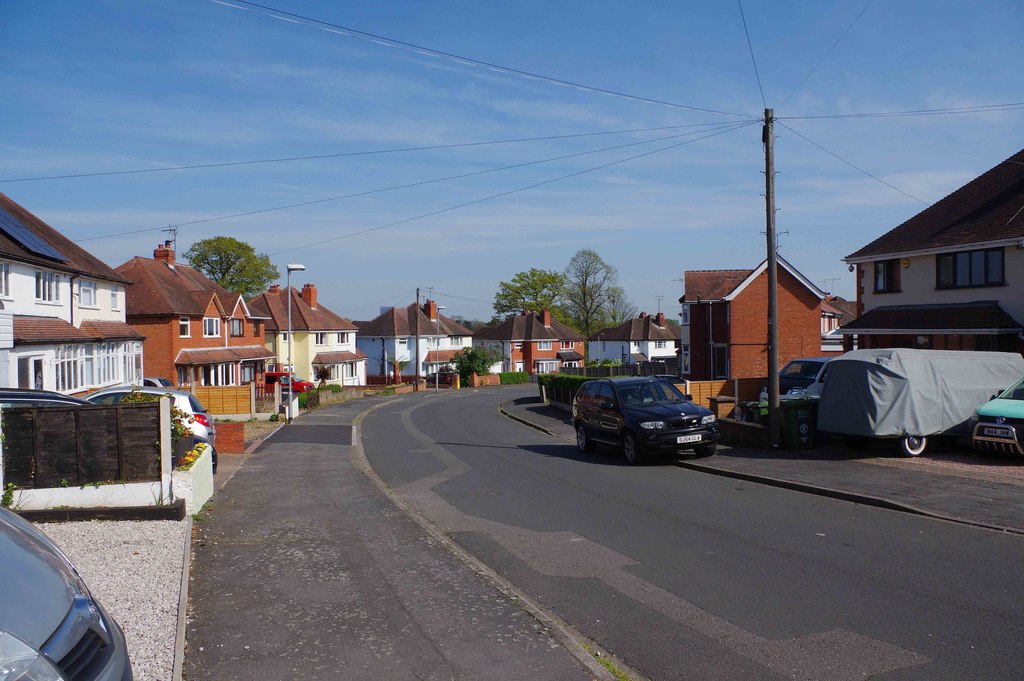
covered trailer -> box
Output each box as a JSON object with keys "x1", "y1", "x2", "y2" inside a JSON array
[{"x1": 817, "y1": 348, "x2": 1024, "y2": 456}]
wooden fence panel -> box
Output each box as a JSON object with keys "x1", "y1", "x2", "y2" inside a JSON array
[
  {"x1": 78, "y1": 408, "x2": 123, "y2": 483},
  {"x1": 193, "y1": 385, "x2": 252, "y2": 415},
  {"x1": 685, "y1": 380, "x2": 729, "y2": 408},
  {"x1": 2, "y1": 411, "x2": 35, "y2": 486},
  {"x1": 2, "y1": 403, "x2": 160, "y2": 488},
  {"x1": 117, "y1": 404, "x2": 161, "y2": 482},
  {"x1": 32, "y1": 409, "x2": 79, "y2": 488}
]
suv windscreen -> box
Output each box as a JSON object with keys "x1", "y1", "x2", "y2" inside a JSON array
[{"x1": 617, "y1": 381, "x2": 684, "y2": 407}]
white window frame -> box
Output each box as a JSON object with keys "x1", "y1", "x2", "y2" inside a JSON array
[
  {"x1": 560, "y1": 340, "x2": 573, "y2": 349},
  {"x1": 35, "y1": 270, "x2": 61, "y2": 303},
  {"x1": 0, "y1": 262, "x2": 10, "y2": 298},
  {"x1": 654, "y1": 340, "x2": 667, "y2": 349},
  {"x1": 230, "y1": 318, "x2": 244, "y2": 337},
  {"x1": 337, "y1": 332, "x2": 350, "y2": 344},
  {"x1": 78, "y1": 280, "x2": 97, "y2": 308},
  {"x1": 315, "y1": 332, "x2": 328, "y2": 345},
  {"x1": 681, "y1": 304, "x2": 690, "y2": 325},
  {"x1": 110, "y1": 285, "x2": 120, "y2": 310},
  {"x1": 179, "y1": 317, "x2": 190, "y2": 338},
  {"x1": 538, "y1": 340, "x2": 552, "y2": 351},
  {"x1": 681, "y1": 345, "x2": 691, "y2": 375},
  {"x1": 203, "y1": 317, "x2": 220, "y2": 338}
]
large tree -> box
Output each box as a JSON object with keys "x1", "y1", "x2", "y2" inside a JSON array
[
  {"x1": 492, "y1": 268, "x2": 566, "y2": 320},
  {"x1": 606, "y1": 285, "x2": 638, "y2": 326},
  {"x1": 562, "y1": 249, "x2": 621, "y2": 336},
  {"x1": 183, "y1": 236, "x2": 279, "y2": 298}
]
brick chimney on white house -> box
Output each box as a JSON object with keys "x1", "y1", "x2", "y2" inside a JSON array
[
  {"x1": 424, "y1": 299, "x2": 439, "y2": 321},
  {"x1": 655, "y1": 312, "x2": 665, "y2": 327},
  {"x1": 301, "y1": 283, "x2": 318, "y2": 309}
]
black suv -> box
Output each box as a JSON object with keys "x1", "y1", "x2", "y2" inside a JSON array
[{"x1": 572, "y1": 377, "x2": 719, "y2": 464}]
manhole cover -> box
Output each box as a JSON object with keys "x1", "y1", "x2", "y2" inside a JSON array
[{"x1": 468, "y1": 489, "x2": 502, "y2": 497}]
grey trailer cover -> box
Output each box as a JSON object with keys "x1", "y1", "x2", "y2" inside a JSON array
[{"x1": 817, "y1": 349, "x2": 1024, "y2": 438}]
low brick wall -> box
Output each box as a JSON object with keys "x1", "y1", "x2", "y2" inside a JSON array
[
  {"x1": 718, "y1": 418, "x2": 769, "y2": 449},
  {"x1": 216, "y1": 422, "x2": 245, "y2": 454},
  {"x1": 471, "y1": 373, "x2": 501, "y2": 387}
]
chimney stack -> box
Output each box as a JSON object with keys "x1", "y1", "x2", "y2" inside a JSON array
[
  {"x1": 154, "y1": 240, "x2": 175, "y2": 267},
  {"x1": 655, "y1": 312, "x2": 665, "y2": 327},
  {"x1": 268, "y1": 284, "x2": 281, "y2": 293},
  {"x1": 424, "y1": 299, "x2": 438, "y2": 321},
  {"x1": 301, "y1": 283, "x2": 318, "y2": 309},
  {"x1": 541, "y1": 308, "x2": 552, "y2": 327},
  {"x1": 639, "y1": 311, "x2": 648, "y2": 319}
]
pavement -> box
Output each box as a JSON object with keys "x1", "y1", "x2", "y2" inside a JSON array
[{"x1": 500, "y1": 394, "x2": 1024, "y2": 535}]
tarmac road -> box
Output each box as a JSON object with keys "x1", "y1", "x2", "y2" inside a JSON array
[{"x1": 362, "y1": 386, "x2": 1024, "y2": 681}]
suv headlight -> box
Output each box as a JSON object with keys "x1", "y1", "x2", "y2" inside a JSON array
[
  {"x1": 0, "y1": 629, "x2": 65, "y2": 681},
  {"x1": 701, "y1": 415, "x2": 716, "y2": 424},
  {"x1": 639, "y1": 421, "x2": 666, "y2": 430}
]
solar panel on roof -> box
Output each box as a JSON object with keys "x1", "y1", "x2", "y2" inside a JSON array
[{"x1": 0, "y1": 205, "x2": 68, "y2": 262}]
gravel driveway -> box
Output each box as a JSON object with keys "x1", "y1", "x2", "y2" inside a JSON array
[{"x1": 38, "y1": 519, "x2": 189, "y2": 681}]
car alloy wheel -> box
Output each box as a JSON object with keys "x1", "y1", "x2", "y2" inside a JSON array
[
  {"x1": 623, "y1": 432, "x2": 641, "y2": 465},
  {"x1": 576, "y1": 424, "x2": 595, "y2": 452}
]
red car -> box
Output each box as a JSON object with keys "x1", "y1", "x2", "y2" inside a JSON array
[{"x1": 264, "y1": 371, "x2": 316, "y2": 393}]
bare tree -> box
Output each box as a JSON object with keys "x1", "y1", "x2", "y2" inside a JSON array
[
  {"x1": 563, "y1": 249, "x2": 620, "y2": 336},
  {"x1": 607, "y1": 286, "x2": 637, "y2": 325}
]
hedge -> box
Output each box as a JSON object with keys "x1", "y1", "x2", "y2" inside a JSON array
[
  {"x1": 498, "y1": 372, "x2": 529, "y2": 385},
  {"x1": 537, "y1": 373, "x2": 590, "y2": 405}
]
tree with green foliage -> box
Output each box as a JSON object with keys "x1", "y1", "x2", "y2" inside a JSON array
[
  {"x1": 492, "y1": 268, "x2": 567, "y2": 321},
  {"x1": 184, "y1": 236, "x2": 280, "y2": 298},
  {"x1": 451, "y1": 346, "x2": 502, "y2": 386}
]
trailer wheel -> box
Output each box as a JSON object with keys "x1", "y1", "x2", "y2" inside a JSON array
[{"x1": 900, "y1": 435, "x2": 927, "y2": 457}]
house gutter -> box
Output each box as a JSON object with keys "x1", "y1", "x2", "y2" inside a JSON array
[{"x1": 844, "y1": 237, "x2": 1024, "y2": 264}]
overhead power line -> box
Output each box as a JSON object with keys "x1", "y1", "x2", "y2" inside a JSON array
[
  {"x1": 736, "y1": 0, "x2": 767, "y2": 108},
  {"x1": 211, "y1": 0, "x2": 751, "y2": 118},
  {"x1": 3, "y1": 120, "x2": 755, "y2": 184},
  {"x1": 267, "y1": 121, "x2": 756, "y2": 257},
  {"x1": 74, "y1": 121, "x2": 750, "y2": 244},
  {"x1": 777, "y1": 121, "x2": 928, "y2": 205},
  {"x1": 780, "y1": 102, "x2": 1024, "y2": 121},
  {"x1": 780, "y1": 0, "x2": 876, "y2": 107}
]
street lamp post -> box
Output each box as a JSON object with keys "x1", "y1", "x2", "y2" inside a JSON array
[
  {"x1": 286, "y1": 263, "x2": 305, "y2": 423},
  {"x1": 435, "y1": 305, "x2": 446, "y2": 393}
]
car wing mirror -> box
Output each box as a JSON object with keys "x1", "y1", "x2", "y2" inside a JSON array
[{"x1": 682, "y1": 393, "x2": 693, "y2": 401}]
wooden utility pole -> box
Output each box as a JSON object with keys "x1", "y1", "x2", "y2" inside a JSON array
[
  {"x1": 763, "y1": 108, "x2": 781, "y2": 448},
  {"x1": 414, "y1": 287, "x2": 421, "y2": 391}
]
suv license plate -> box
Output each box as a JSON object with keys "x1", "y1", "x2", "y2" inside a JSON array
[
  {"x1": 983, "y1": 427, "x2": 1012, "y2": 438},
  {"x1": 677, "y1": 434, "x2": 702, "y2": 444}
]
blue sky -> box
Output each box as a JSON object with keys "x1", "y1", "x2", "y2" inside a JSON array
[{"x1": 2, "y1": 0, "x2": 1022, "y2": 322}]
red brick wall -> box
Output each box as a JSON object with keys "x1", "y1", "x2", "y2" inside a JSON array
[
  {"x1": 216, "y1": 422, "x2": 245, "y2": 454},
  {"x1": 728, "y1": 268, "x2": 823, "y2": 378},
  {"x1": 130, "y1": 318, "x2": 178, "y2": 383}
]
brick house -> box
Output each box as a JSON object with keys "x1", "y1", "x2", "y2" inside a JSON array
[
  {"x1": 841, "y1": 147, "x2": 1024, "y2": 355},
  {"x1": 0, "y1": 193, "x2": 144, "y2": 393},
  {"x1": 680, "y1": 256, "x2": 827, "y2": 380},
  {"x1": 473, "y1": 309, "x2": 585, "y2": 374},
  {"x1": 821, "y1": 295, "x2": 857, "y2": 352},
  {"x1": 115, "y1": 241, "x2": 274, "y2": 386},
  {"x1": 589, "y1": 312, "x2": 681, "y2": 366},
  {"x1": 355, "y1": 299, "x2": 471, "y2": 379},
  {"x1": 249, "y1": 283, "x2": 366, "y2": 386}
]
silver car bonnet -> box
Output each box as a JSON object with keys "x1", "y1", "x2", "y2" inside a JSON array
[{"x1": 0, "y1": 510, "x2": 77, "y2": 648}]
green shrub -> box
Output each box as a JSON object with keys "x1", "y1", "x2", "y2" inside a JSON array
[
  {"x1": 324, "y1": 384, "x2": 343, "y2": 393},
  {"x1": 298, "y1": 393, "x2": 308, "y2": 409},
  {"x1": 537, "y1": 373, "x2": 590, "y2": 404},
  {"x1": 498, "y1": 372, "x2": 529, "y2": 385}
]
